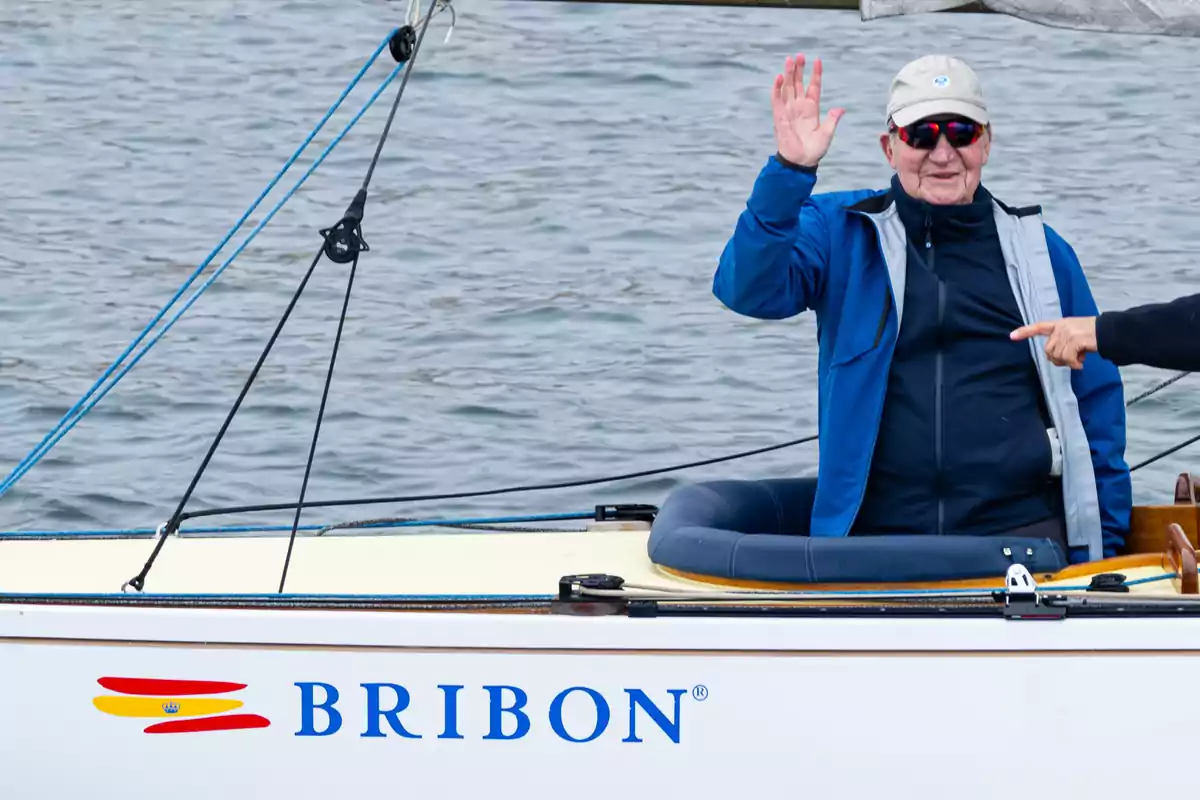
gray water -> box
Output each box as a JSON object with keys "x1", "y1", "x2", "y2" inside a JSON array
[{"x1": 2, "y1": 0, "x2": 1199, "y2": 534}]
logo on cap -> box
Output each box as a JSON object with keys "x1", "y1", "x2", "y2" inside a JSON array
[{"x1": 932, "y1": 74, "x2": 950, "y2": 88}]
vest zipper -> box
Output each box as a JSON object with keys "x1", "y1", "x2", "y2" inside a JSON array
[{"x1": 926, "y1": 215, "x2": 946, "y2": 536}]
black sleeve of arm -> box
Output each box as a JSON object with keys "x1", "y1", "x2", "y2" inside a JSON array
[{"x1": 1096, "y1": 293, "x2": 1200, "y2": 371}]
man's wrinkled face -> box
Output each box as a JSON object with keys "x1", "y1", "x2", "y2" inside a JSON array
[{"x1": 880, "y1": 115, "x2": 991, "y2": 205}]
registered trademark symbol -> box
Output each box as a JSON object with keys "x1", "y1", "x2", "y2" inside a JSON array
[{"x1": 692, "y1": 684, "x2": 708, "y2": 701}]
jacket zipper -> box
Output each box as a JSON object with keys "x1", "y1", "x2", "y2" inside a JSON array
[
  {"x1": 927, "y1": 214, "x2": 945, "y2": 536},
  {"x1": 872, "y1": 291, "x2": 892, "y2": 349}
]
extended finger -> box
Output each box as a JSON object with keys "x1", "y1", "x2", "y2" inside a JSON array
[
  {"x1": 772, "y1": 83, "x2": 793, "y2": 134},
  {"x1": 792, "y1": 53, "x2": 806, "y2": 107},
  {"x1": 821, "y1": 107, "x2": 846, "y2": 137},
  {"x1": 1009, "y1": 321, "x2": 1058, "y2": 341},
  {"x1": 780, "y1": 57, "x2": 795, "y2": 105},
  {"x1": 807, "y1": 57, "x2": 823, "y2": 106}
]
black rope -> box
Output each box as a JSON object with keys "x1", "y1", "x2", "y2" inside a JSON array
[
  {"x1": 277, "y1": 252, "x2": 360, "y2": 593},
  {"x1": 176, "y1": 359, "x2": 1195, "y2": 526},
  {"x1": 175, "y1": 434, "x2": 821, "y2": 523},
  {"x1": 1126, "y1": 370, "x2": 1190, "y2": 407},
  {"x1": 316, "y1": 514, "x2": 592, "y2": 535},
  {"x1": 124, "y1": 242, "x2": 330, "y2": 593},
  {"x1": 167, "y1": 374, "x2": 1200, "y2": 526},
  {"x1": 1124, "y1": 371, "x2": 1196, "y2": 471},
  {"x1": 361, "y1": 2, "x2": 435, "y2": 193},
  {"x1": 171, "y1": 357, "x2": 1200, "y2": 529},
  {"x1": 1130, "y1": 430, "x2": 1200, "y2": 473},
  {"x1": 275, "y1": 2, "x2": 437, "y2": 593},
  {"x1": 152, "y1": 348, "x2": 1197, "y2": 542},
  {"x1": 125, "y1": 6, "x2": 442, "y2": 593}
]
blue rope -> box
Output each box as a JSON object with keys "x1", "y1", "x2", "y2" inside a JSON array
[
  {"x1": 0, "y1": 50, "x2": 407, "y2": 499},
  {"x1": 0, "y1": 512, "x2": 594, "y2": 539}
]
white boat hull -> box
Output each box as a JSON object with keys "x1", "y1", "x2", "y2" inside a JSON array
[{"x1": 2, "y1": 599, "x2": 1198, "y2": 798}]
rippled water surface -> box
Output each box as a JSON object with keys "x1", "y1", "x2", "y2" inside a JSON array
[{"x1": 2, "y1": 0, "x2": 1199, "y2": 532}]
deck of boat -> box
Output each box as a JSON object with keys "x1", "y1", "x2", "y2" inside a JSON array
[{"x1": 0, "y1": 519, "x2": 1187, "y2": 598}]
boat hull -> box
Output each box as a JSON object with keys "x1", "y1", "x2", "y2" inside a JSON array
[{"x1": 2, "y1": 601, "x2": 1198, "y2": 798}]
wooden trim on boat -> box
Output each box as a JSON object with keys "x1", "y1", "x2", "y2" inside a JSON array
[
  {"x1": 1176, "y1": 473, "x2": 1200, "y2": 504},
  {"x1": 1125, "y1": 473, "x2": 1200, "y2": 554},
  {"x1": 1051, "y1": 553, "x2": 1168, "y2": 579},
  {"x1": 1167, "y1": 523, "x2": 1199, "y2": 594},
  {"x1": 1129, "y1": 506, "x2": 1200, "y2": 553}
]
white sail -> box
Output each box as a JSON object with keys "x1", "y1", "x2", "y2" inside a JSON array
[{"x1": 862, "y1": 0, "x2": 1200, "y2": 36}]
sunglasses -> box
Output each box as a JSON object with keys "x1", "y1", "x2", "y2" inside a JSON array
[{"x1": 890, "y1": 118, "x2": 985, "y2": 149}]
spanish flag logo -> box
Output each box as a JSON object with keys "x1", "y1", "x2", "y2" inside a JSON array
[{"x1": 92, "y1": 677, "x2": 271, "y2": 734}]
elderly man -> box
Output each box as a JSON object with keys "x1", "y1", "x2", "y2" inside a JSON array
[{"x1": 714, "y1": 53, "x2": 1130, "y2": 563}]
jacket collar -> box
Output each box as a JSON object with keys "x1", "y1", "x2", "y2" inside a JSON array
[{"x1": 846, "y1": 178, "x2": 1043, "y2": 220}]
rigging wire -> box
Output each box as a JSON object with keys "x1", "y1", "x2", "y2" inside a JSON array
[
  {"x1": 164, "y1": 365, "x2": 1195, "y2": 525},
  {"x1": 0, "y1": 5, "x2": 453, "y2": 500},
  {"x1": 1125, "y1": 371, "x2": 1193, "y2": 472},
  {"x1": 0, "y1": 513, "x2": 593, "y2": 541},
  {"x1": 1125, "y1": 370, "x2": 1190, "y2": 407},
  {"x1": 1130, "y1": 430, "x2": 1200, "y2": 473},
  {"x1": 122, "y1": 2, "x2": 449, "y2": 594},
  {"x1": 0, "y1": 30, "x2": 407, "y2": 500},
  {"x1": 278, "y1": 0, "x2": 442, "y2": 594},
  {"x1": 277, "y1": 250, "x2": 360, "y2": 592},
  {"x1": 173, "y1": 434, "x2": 821, "y2": 523},
  {"x1": 123, "y1": 237, "x2": 332, "y2": 593}
]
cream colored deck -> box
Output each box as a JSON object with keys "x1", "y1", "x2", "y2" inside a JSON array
[
  {"x1": 0, "y1": 519, "x2": 1186, "y2": 598},
  {"x1": 0, "y1": 522, "x2": 668, "y2": 596}
]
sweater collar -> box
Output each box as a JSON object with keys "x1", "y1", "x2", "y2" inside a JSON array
[{"x1": 890, "y1": 174, "x2": 996, "y2": 244}]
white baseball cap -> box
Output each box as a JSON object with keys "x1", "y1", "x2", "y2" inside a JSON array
[{"x1": 886, "y1": 54, "x2": 989, "y2": 128}]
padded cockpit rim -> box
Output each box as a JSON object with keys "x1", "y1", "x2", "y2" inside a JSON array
[{"x1": 654, "y1": 552, "x2": 1169, "y2": 592}]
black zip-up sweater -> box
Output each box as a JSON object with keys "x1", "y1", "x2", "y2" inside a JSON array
[
  {"x1": 852, "y1": 176, "x2": 1062, "y2": 536},
  {"x1": 1098, "y1": 294, "x2": 1200, "y2": 371}
]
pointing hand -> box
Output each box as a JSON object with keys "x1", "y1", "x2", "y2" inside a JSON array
[{"x1": 1010, "y1": 317, "x2": 1099, "y2": 369}]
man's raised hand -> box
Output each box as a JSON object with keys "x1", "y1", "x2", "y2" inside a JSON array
[{"x1": 772, "y1": 54, "x2": 845, "y2": 168}]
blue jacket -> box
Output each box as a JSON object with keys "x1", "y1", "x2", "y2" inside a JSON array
[{"x1": 714, "y1": 156, "x2": 1131, "y2": 561}]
